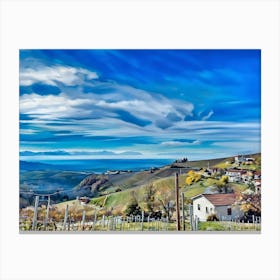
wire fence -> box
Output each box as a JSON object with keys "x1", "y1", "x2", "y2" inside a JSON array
[{"x1": 19, "y1": 204, "x2": 261, "y2": 232}]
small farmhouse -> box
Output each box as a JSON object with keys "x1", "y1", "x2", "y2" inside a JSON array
[
  {"x1": 77, "y1": 196, "x2": 90, "y2": 205},
  {"x1": 241, "y1": 170, "x2": 254, "y2": 183},
  {"x1": 254, "y1": 171, "x2": 261, "y2": 180},
  {"x1": 234, "y1": 155, "x2": 245, "y2": 164},
  {"x1": 192, "y1": 193, "x2": 243, "y2": 221},
  {"x1": 244, "y1": 157, "x2": 255, "y2": 165},
  {"x1": 225, "y1": 169, "x2": 246, "y2": 182},
  {"x1": 254, "y1": 179, "x2": 261, "y2": 194}
]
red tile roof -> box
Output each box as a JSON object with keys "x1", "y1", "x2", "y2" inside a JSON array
[{"x1": 203, "y1": 193, "x2": 237, "y2": 206}]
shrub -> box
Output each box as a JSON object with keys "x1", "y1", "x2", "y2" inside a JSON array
[
  {"x1": 206, "y1": 213, "x2": 219, "y2": 221},
  {"x1": 125, "y1": 200, "x2": 142, "y2": 216},
  {"x1": 186, "y1": 170, "x2": 201, "y2": 185}
]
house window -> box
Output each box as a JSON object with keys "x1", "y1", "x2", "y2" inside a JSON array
[
  {"x1": 197, "y1": 204, "x2": 200, "y2": 210},
  {"x1": 210, "y1": 208, "x2": 213, "y2": 212},
  {"x1": 206, "y1": 207, "x2": 209, "y2": 213},
  {"x1": 227, "y1": 207, "x2": 232, "y2": 215}
]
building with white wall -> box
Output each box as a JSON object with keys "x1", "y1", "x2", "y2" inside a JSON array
[{"x1": 192, "y1": 193, "x2": 243, "y2": 221}]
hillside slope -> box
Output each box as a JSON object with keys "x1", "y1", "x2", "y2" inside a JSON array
[{"x1": 21, "y1": 153, "x2": 260, "y2": 209}]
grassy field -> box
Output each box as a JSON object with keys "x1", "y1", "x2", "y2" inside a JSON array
[{"x1": 199, "y1": 221, "x2": 261, "y2": 231}]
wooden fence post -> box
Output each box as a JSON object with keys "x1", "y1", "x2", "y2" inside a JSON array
[
  {"x1": 194, "y1": 215, "x2": 198, "y2": 231},
  {"x1": 63, "y1": 205, "x2": 69, "y2": 231},
  {"x1": 189, "y1": 204, "x2": 193, "y2": 231},
  {"x1": 175, "y1": 173, "x2": 181, "y2": 231},
  {"x1": 181, "y1": 192, "x2": 185, "y2": 231},
  {"x1": 68, "y1": 212, "x2": 71, "y2": 231},
  {"x1": 44, "y1": 195, "x2": 50, "y2": 231},
  {"x1": 141, "y1": 211, "x2": 144, "y2": 231},
  {"x1": 32, "y1": 195, "x2": 39, "y2": 230},
  {"x1": 112, "y1": 217, "x2": 115, "y2": 230},
  {"x1": 107, "y1": 216, "x2": 110, "y2": 231},
  {"x1": 92, "y1": 210, "x2": 97, "y2": 231},
  {"x1": 81, "y1": 210, "x2": 86, "y2": 230},
  {"x1": 102, "y1": 215, "x2": 105, "y2": 228}
]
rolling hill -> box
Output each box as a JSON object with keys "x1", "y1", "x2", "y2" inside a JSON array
[{"x1": 20, "y1": 153, "x2": 261, "y2": 210}]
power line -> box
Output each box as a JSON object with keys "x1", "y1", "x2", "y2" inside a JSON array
[{"x1": 19, "y1": 188, "x2": 74, "y2": 196}]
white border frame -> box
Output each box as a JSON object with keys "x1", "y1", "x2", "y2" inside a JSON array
[{"x1": 1, "y1": 0, "x2": 280, "y2": 279}]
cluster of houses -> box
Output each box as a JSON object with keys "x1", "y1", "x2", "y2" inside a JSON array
[
  {"x1": 191, "y1": 155, "x2": 261, "y2": 222},
  {"x1": 199, "y1": 167, "x2": 261, "y2": 194},
  {"x1": 234, "y1": 155, "x2": 256, "y2": 165},
  {"x1": 225, "y1": 168, "x2": 261, "y2": 186}
]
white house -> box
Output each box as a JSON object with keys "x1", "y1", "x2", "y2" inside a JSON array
[
  {"x1": 241, "y1": 170, "x2": 254, "y2": 183},
  {"x1": 192, "y1": 193, "x2": 243, "y2": 221},
  {"x1": 244, "y1": 157, "x2": 255, "y2": 164},
  {"x1": 234, "y1": 155, "x2": 245, "y2": 164},
  {"x1": 225, "y1": 169, "x2": 246, "y2": 182},
  {"x1": 254, "y1": 179, "x2": 261, "y2": 194},
  {"x1": 77, "y1": 196, "x2": 90, "y2": 205},
  {"x1": 254, "y1": 171, "x2": 261, "y2": 180}
]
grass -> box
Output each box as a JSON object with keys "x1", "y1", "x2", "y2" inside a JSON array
[
  {"x1": 21, "y1": 219, "x2": 260, "y2": 231},
  {"x1": 214, "y1": 162, "x2": 233, "y2": 169},
  {"x1": 229, "y1": 183, "x2": 248, "y2": 193},
  {"x1": 184, "y1": 184, "x2": 207, "y2": 199},
  {"x1": 238, "y1": 164, "x2": 261, "y2": 171},
  {"x1": 199, "y1": 221, "x2": 261, "y2": 231},
  {"x1": 91, "y1": 221, "x2": 180, "y2": 231},
  {"x1": 103, "y1": 189, "x2": 132, "y2": 208}
]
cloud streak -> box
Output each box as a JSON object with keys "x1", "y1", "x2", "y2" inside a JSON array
[
  {"x1": 20, "y1": 84, "x2": 195, "y2": 131},
  {"x1": 20, "y1": 65, "x2": 98, "y2": 86}
]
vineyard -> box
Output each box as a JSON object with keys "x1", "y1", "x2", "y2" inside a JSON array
[{"x1": 19, "y1": 202, "x2": 261, "y2": 232}]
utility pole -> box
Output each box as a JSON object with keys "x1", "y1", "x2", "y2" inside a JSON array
[{"x1": 175, "y1": 172, "x2": 181, "y2": 231}]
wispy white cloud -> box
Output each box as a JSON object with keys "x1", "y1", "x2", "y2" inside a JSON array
[
  {"x1": 160, "y1": 141, "x2": 186, "y2": 147},
  {"x1": 20, "y1": 84, "x2": 195, "y2": 130},
  {"x1": 201, "y1": 110, "x2": 214, "y2": 121},
  {"x1": 19, "y1": 129, "x2": 38, "y2": 135},
  {"x1": 20, "y1": 65, "x2": 98, "y2": 86},
  {"x1": 160, "y1": 140, "x2": 201, "y2": 147},
  {"x1": 20, "y1": 93, "x2": 94, "y2": 119}
]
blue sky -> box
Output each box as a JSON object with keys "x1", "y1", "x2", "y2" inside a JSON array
[{"x1": 19, "y1": 50, "x2": 261, "y2": 160}]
